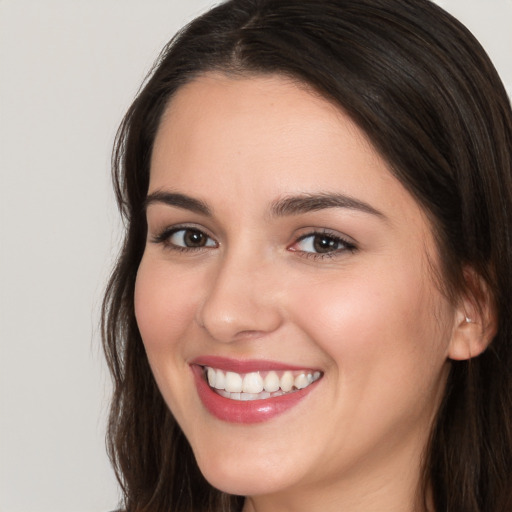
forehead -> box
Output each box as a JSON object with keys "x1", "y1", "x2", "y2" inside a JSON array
[
  {"x1": 149, "y1": 71, "x2": 438, "y2": 268},
  {"x1": 151, "y1": 73, "x2": 385, "y2": 194}
]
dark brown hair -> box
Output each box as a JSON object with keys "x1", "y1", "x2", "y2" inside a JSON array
[{"x1": 102, "y1": 1, "x2": 512, "y2": 510}]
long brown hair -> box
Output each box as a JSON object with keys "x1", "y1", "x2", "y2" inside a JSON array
[{"x1": 102, "y1": 1, "x2": 512, "y2": 510}]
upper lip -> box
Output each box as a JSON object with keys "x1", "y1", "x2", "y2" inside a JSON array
[{"x1": 190, "y1": 355, "x2": 320, "y2": 374}]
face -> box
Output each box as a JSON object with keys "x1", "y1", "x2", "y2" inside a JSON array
[{"x1": 135, "y1": 74, "x2": 457, "y2": 509}]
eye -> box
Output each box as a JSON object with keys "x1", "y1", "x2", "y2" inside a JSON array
[
  {"x1": 152, "y1": 227, "x2": 217, "y2": 250},
  {"x1": 290, "y1": 231, "x2": 356, "y2": 256},
  {"x1": 170, "y1": 228, "x2": 216, "y2": 248}
]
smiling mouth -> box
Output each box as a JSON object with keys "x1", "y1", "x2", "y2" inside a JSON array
[{"x1": 203, "y1": 366, "x2": 322, "y2": 401}]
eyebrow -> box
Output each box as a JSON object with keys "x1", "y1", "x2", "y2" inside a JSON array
[
  {"x1": 144, "y1": 191, "x2": 211, "y2": 216},
  {"x1": 144, "y1": 190, "x2": 385, "y2": 220},
  {"x1": 270, "y1": 193, "x2": 385, "y2": 219}
]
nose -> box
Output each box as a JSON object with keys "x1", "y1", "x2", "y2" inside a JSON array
[{"x1": 196, "y1": 251, "x2": 283, "y2": 343}]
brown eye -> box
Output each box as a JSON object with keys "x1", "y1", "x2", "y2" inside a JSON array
[
  {"x1": 312, "y1": 234, "x2": 340, "y2": 253},
  {"x1": 183, "y1": 229, "x2": 207, "y2": 247},
  {"x1": 291, "y1": 231, "x2": 356, "y2": 257},
  {"x1": 168, "y1": 228, "x2": 216, "y2": 249}
]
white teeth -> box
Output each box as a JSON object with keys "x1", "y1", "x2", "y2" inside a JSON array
[
  {"x1": 204, "y1": 366, "x2": 322, "y2": 400},
  {"x1": 240, "y1": 392, "x2": 259, "y2": 401},
  {"x1": 242, "y1": 372, "x2": 264, "y2": 393},
  {"x1": 214, "y1": 369, "x2": 225, "y2": 390},
  {"x1": 280, "y1": 371, "x2": 294, "y2": 392},
  {"x1": 294, "y1": 373, "x2": 309, "y2": 390},
  {"x1": 263, "y1": 371, "x2": 280, "y2": 392},
  {"x1": 225, "y1": 371, "x2": 243, "y2": 393},
  {"x1": 207, "y1": 367, "x2": 216, "y2": 387}
]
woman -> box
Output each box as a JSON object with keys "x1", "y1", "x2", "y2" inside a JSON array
[{"x1": 102, "y1": 0, "x2": 512, "y2": 510}]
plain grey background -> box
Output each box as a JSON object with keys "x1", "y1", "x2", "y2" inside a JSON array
[{"x1": 0, "y1": 1, "x2": 510, "y2": 511}]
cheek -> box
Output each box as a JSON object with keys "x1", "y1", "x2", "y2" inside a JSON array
[
  {"x1": 289, "y1": 260, "x2": 452, "y2": 395},
  {"x1": 134, "y1": 255, "x2": 204, "y2": 423},
  {"x1": 134, "y1": 256, "x2": 198, "y2": 352}
]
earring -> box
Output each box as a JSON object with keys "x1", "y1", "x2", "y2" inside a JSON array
[{"x1": 465, "y1": 316, "x2": 472, "y2": 323}]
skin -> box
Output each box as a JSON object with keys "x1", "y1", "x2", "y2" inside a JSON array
[{"x1": 134, "y1": 73, "x2": 472, "y2": 512}]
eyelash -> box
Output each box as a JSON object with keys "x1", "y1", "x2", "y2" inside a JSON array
[
  {"x1": 151, "y1": 225, "x2": 217, "y2": 253},
  {"x1": 291, "y1": 230, "x2": 357, "y2": 260},
  {"x1": 151, "y1": 226, "x2": 357, "y2": 259}
]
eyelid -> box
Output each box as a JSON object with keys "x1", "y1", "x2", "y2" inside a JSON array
[
  {"x1": 149, "y1": 223, "x2": 356, "y2": 259},
  {"x1": 150, "y1": 224, "x2": 218, "y2": 250},
  {"x1": 288, "y1": 229, "x2": 357, "y2": 258}
]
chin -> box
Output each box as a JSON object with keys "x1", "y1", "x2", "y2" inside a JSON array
[{"x1": 193, "y1": 446, "x2": 302, "y2": 497}]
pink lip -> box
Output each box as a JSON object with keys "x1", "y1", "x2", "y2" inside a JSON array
[
  {"x1": 190, "y1": 360, "x2": 321, "y2": 424},
  {"x1": 191, "y1": 355, "x2": 318, "y2": 374}
]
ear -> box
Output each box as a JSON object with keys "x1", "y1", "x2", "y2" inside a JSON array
[{"x1": 448, "y1": 268, "x2": 497, "y2": 361}]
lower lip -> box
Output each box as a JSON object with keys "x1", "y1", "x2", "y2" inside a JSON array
[{"x1": 192, "y1": 365, "x2": 319, "y2": 424}]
